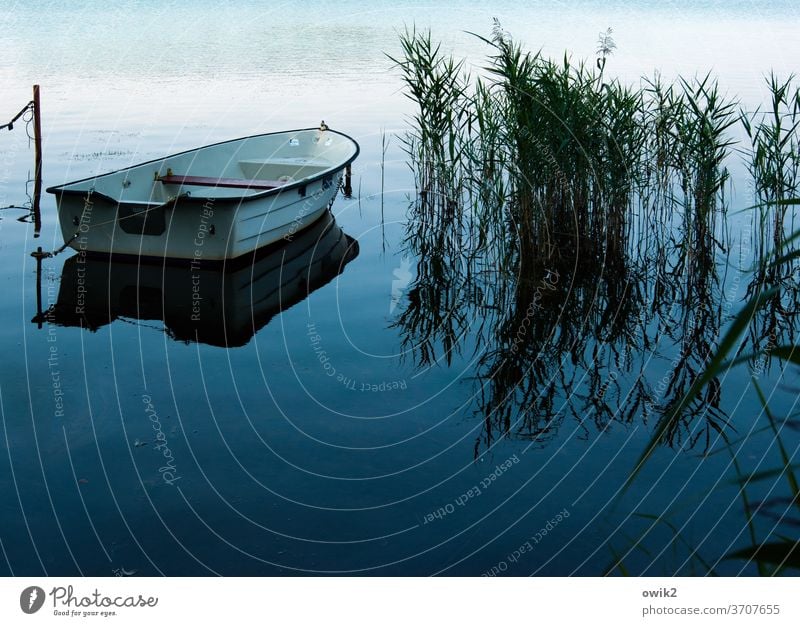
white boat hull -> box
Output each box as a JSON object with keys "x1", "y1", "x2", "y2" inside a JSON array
[{"x1": 47, "y1": 127, "x2": 359, "y2": 261}]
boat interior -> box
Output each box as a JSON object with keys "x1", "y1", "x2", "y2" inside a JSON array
[{"x1": 48, "y1": 128, "x2": 358, "y2": 205}]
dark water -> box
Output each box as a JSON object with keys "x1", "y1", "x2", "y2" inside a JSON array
[{"x1": 1, "y1": 1, "x2": 799, "y2": 576}]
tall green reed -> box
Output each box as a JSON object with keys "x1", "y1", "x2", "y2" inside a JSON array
[
  {"x1": 741, "y1": 73, "x2": 800, "y2": 255},
  {"x1": 388, "y1": 27, "x2": 472, "y2": 219},
  {"x1": 390, "y1": 23, "x2": 797, "y2": 463},
  {"x1": 391, "y1": 24, "x2": 741, "y2": 270}
]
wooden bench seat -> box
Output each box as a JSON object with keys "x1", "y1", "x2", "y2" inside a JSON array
[{"x1": 157, "y1": 175, "x2": 287, "y2": 190}]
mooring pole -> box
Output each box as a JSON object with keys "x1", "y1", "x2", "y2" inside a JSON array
[
  {"x1": 30, "y1": 245, "x2": 53, "y2": 329},
  {"x1": 32, "y1": 84, "x2": 42, "y2": 237},
  {"x1": 34, "y1": 246, "x2": 44, "y2": 328}
]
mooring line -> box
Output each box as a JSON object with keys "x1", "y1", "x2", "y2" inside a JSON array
[{"x1": 0, "y1": 100, "x2": 34, "y2": 132}]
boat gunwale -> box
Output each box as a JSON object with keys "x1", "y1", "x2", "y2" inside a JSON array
[{"x1": 45, "y1": 127, "x2": 360, "y2": 203}]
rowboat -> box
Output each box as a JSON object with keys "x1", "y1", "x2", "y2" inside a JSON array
[
  {"x1": 46, "y1": 124, "x2": 359, "y2": 261},
  {"x1": 33, "y1": 211, "x2": 359, "y2": 347}
]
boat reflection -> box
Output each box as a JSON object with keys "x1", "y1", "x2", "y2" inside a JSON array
[{"x1": 34, "y1": 211, "x2": 358, "y2": 347}]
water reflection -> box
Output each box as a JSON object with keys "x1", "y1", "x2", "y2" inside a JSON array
[
  {"x1": 394, "y1": 186, "x2": 734, "y2": 456},
  {"x1": 743, "y1": 231, "x2": 800, "y2": 375},
  {"x1": 33, "y1": 211, "x2": 359, "y2": 347}
]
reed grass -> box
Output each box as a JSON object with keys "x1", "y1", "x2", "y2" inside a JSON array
[
  {"x1": 390, "y1": 24, "x2": 743, "y2": 271},
  {"x1": 741, "y1": 74, "x2": 800, "y2": 254},
  {"x1": 387, "y1": 27, "x2": 472, "y2": 216},
  {"x1": 611, "y1": 220, "x2": 800, "y2": 574},
  {"x1": 391, "y1": 25, "x2": 799, "y2": 571},
  {"x1": 609, "y1": 373, "x2": 800, "y2": 575},
  {"x1": 389, "y1": 24, "x2": 760, "y2": 456},
  {"x1": 391, "y1": 23, "x2": 797, "y2": 454}
]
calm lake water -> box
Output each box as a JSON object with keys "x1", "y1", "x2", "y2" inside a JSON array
[{"x1": 1, "y1": 1, "x2": 799, "y2": 575}]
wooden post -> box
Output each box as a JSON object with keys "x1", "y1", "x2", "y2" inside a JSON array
[
  {"x1": 34, "y1": 246, "x2": 44, "y2": 328},
  {"x1": 32, "y1": 85, "x2": 42, "y2": 237}
]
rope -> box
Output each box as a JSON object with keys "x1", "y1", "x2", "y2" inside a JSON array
[
  {"x1": 32, "y1": 191, "x2": 190, "y2": 259},
  {"x1": 0, "y1": 101, "x2": 34, "y2": 132},
  {"x1": 53, "y1": 232, "x2": 80, "y2": 256},
  {"x1": 31, "y1": 233, "x2": 78, "y2": 260},
  {"x1": 0, "y1": 171, "x2": 37, "y2": 212},
  {"x1": 1, "y1": 102, "x2": 37, "y2": 211}
]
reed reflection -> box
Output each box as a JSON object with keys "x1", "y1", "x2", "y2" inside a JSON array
[{"x1": 396, "y1": 193, "x2": 732, "y2": 455}]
